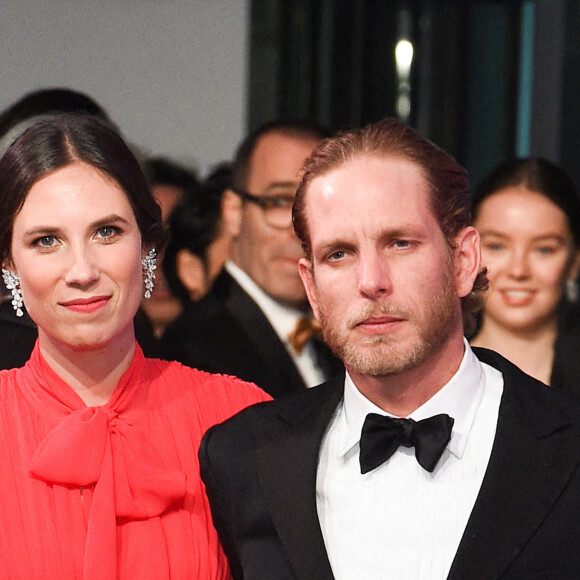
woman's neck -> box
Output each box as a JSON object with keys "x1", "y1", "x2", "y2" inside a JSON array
[
  {"x1": 37, "y1": 330, "x2": 137, "y2": 406},
  {"x1": 471, "y1": 317, "x2": 557, "y2": 385}
]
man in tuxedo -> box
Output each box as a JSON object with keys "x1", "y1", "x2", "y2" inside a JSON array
[
  {"x1": 199, "y1": 117, "x2": 580, "y2": 579},
  {"x1": 159, "y1": 119, "x2": 341, "y2": 397}
]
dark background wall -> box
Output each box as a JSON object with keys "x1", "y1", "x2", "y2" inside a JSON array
[{"x1": 248, "y1": 0, "x2": 580, "y2": 192}]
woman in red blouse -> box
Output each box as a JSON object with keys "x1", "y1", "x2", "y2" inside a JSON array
[{"x1": 0, "y1": 114, "x2": 269, "y2": 579}]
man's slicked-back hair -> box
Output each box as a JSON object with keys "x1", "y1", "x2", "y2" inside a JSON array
[
  {"x1": 231, "y1": 118, "x2": 331, "y2": 191},
  {"x1": 292, "y1": 116, "x2": 487, "y2": 334}
]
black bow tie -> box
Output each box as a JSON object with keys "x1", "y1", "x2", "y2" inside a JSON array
[{"x1": 359, "y1": 413, "x2": 454, "y2": 474}]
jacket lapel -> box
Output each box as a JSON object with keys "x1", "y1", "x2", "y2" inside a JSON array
[
  {"x1": 220, "y1": 270, "x2": 309, "y2": 392},
  {"x1": 448, "y1": 348, "x2": 580, "y2": 578},
  {"x1": 252, "y1": 377, "x2": 344, "y2": 579}
]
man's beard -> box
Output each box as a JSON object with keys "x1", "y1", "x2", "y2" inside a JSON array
[{"x1": 317, "y1": 264, "x2": 460, "y2": 377}]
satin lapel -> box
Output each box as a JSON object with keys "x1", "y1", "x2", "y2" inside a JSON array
[
  {"x1": 448, "y1": 349, "x2": 580, "y2": 579},
  {"x1": 222, "y1": 272, "x2": 307, "y2": 392},
  {"x1": 252, "y1": 378, "x2": 344, "y2": 580}
]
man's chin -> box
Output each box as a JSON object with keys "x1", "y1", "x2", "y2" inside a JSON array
[{"x1": 338, "y1": 337, "x2": 428, "y2": 377}]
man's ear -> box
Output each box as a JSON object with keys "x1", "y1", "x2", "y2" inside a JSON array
[
  {"x1": 176, "y1": 249, "x2": 207, "y2": 300},
  {"x1": 568, "y1": 248, "x2": 580, "y2": 281},
  {"x1": 453, "y1": 226, "x2": 481, "y2": 298},
  {"x1": 298, "y1": 257, "x2": 320, "y2": 320},
  {"x1": 221, "y1": 189, "x2": 242, "y2": 238}
]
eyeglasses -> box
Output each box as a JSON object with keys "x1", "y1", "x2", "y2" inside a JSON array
[{"x1": 233, "y1": 188, "x2": 295, "y2": 229}]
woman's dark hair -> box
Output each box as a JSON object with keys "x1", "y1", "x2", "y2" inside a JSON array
[
  {"x1": 163, "y1": 164, "x2": 231, "y2": 304},
  {"x1": 143, "y1": 157, "x2": 199, "y2": 191},
  {"x1": 473, "y1": 157, "x2": 580, "y2": 245},
  {"x1": 0, "y1": 113, "x2": 167, "y2": 264},
  {"x1": 0, "y1": 87, "x2": 113, "y2": 138}
]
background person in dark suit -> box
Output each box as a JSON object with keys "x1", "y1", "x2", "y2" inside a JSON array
[
  {"x1": 160, "y1": 119, "x2": 341, "y2": 397},
  {"x1": 200, "y1": 117, "x2": 580, "y2": 579}
]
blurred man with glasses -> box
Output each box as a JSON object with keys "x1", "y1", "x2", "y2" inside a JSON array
[{"x1": 160, "y1": 120, "x2": 341, "y2": 397}]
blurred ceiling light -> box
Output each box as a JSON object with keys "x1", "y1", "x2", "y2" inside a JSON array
[{"x1": 395, "y1": 39, "x2": 414, "y2": 79}]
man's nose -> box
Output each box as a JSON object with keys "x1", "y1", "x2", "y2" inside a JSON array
[{"x1": 357, "y1": 251, "x2": 392, "y2": 299}]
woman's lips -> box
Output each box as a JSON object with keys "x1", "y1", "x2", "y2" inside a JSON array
[
  {"x1": 59, "y1": 296, "x2": 111, "y2": 313},
  {"x1": 499, "y1": 289, "x2": 535, "y2": 306}
]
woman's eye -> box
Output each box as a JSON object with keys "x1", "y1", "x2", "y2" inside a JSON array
[
  {"x1": 484, "y1": 242, "x2": 503, "y2": 251},
  {"x1": 97, "y1": 226, "x2": 120, "y2": 239},
  {"x1": 537, "y1": 246, "x2": 556, "y2": 255},
  {"x1": 34, "y1": 236, "x2": 56, "y2": 248}
]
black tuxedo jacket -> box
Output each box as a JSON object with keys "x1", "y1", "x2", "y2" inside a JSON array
[
  {"x1": 0, "y1": 300, "x2": 37, "y2": 370},
  {"x1": 159, "y1": 270, "x2": 341, "y2": 398},
  {"x1": 200, "y1": 348, "x2": 580, "y2": 579}
]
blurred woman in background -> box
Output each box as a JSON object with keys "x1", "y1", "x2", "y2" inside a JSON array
[{"x1": 470, "y1": 157, "x2": 580, "y2": 391}]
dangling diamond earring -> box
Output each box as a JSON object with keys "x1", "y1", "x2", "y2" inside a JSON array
[
  {"x1": 2, "y1": 268, "x2": 24, "y2": 317},
  {"x1": 566, "y1": 278, "x2": 579, "y2": 303},
  {"x1": 141, "y1": 248, "x2": 157, "y2": 299}
]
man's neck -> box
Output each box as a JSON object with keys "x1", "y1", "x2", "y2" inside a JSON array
[{"x1": 346, "y1": 333, "x2": 467, "y2": 417}]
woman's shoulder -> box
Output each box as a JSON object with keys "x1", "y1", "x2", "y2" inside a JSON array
[
  {"x1": 0, "y1": 364, "x2": 31, "y2": 407},
  {"x1": 143, "y1": 356, "x2": 271, "y2": 413},
  {"x1": 0, "y1": 363, "x2": 27, "y2": 383}
]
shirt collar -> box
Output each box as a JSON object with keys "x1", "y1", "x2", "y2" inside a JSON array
[
  {"x1": 225, "y1": 261, "x2": 304, "y2": 340},
  {"x1": 338, "y1": 340, "x2": 485, "y2": 460}
]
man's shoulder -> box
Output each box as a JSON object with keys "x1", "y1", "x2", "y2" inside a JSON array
[
  {"x1": 473, "y1": 346, "x2": 580, "y2": 422},
  {"x1": 160, "y1": 278, "x2": 246, "y2": 344},
  {"x1": 210, "y1": 268, "x2": 252, "y2": 305},
  {"x1": 204, "y1": 376, "x2": 344, "y2": 438},
  {"x1": 199, "y1": 269, "x2": 271, "y2": 327}
]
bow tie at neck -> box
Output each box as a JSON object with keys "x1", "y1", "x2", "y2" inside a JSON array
[
  {"x1": 359, "y1": 413, "x2": 454, "y2": 474},
  {"x1": 29, "y1": 405, "x2": 186, "y2": 579}
]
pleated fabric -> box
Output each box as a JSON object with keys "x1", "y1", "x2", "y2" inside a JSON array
[{"x1": 0, "y1": 342, "x2": 269, "y2": 579}]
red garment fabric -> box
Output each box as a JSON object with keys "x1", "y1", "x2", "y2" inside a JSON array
[{"x1": 0, "y1": 342, "x2": 270, "y2": 579}]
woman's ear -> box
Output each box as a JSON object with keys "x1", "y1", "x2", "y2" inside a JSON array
[
  {"x1": 568, "y1": 248, "x2": 580, "y2": 281},
  {"x1": 141, "y1": 245, "x2": 157, "y2": 260},
  {"x1": 2, "y1": 259, "x2": 16, "y2": 274}
]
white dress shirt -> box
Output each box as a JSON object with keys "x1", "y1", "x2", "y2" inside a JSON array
[
  {"x1": 316, "y1": 342, "x2": 503, "y2": 579},
  {"x1": 225, "y1": 261, "x2": 326, "y2": 387}
]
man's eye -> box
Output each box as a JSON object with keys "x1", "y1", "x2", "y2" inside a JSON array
[
  {"x1": 328, "y1": 250, "x2": 346, "y2": 261},
  {"x1": 393, "y1": 240, "x2": 410, "y2": 249},
  {"x1": 265, "y1": 196, "x2": 294, "y2": 210}
]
